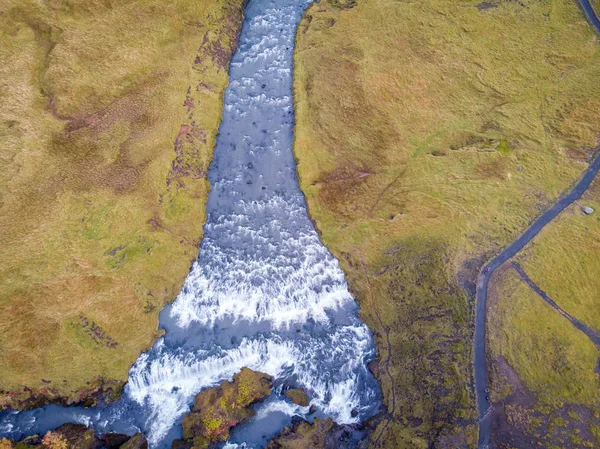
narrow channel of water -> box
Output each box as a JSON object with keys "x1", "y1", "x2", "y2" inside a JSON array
[{"x1": 0, "y1": 1, "x2": 381, "y2": 447}]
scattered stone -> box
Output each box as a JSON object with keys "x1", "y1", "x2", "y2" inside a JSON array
[
  {"x1": 582, "y1": 206, "x2": 594, "y2": 215},
  {"x1": 284, "y1": 388, "x2": 310, "y2": 407},
  {"x1": 173, "y1": 367, "x2": 273, "y2": 449}
]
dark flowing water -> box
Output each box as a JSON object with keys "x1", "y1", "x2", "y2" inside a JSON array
[{"x1": 0, "y1": 1, "x2": 381, "y2": 447}]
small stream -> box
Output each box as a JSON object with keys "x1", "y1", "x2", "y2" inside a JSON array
[{"x1": 0, "y1": 1, "x2": 381, "y2": 447}]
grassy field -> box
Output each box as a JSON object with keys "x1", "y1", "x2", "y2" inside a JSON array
[
  {"x1": 0, "y1": 0, "x2": 245, "y2": 408},
  {"x1": 487, "y1": 264, "x2": 600, "y2": 448},
  {"x1": 519, "y1": 178, "x2": 600, "y2": 331},
  {"x1": 485, "y1": 177, "x2": 600, "y2": 447},
  {"x1": 293, "y1": 0, "x2": 600, "y2": 446},
  {"x1": 488, "y1": 266, "x2": 599, "y2": 408}
]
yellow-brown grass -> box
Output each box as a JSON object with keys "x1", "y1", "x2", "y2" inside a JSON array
[{"x1": 0, "y1": 0, "x2": 245, "y2": 408}]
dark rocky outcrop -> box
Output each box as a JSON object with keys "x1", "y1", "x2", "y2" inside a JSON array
[
  {"x1": 39, "y1": 424, "x2": 98, "y2": 449},
  {"x1": 0, "y1": 426, "x2": 147, "y2": 449},
  {"x1": 172, "y1": 367, "x2": 273, "y2": 449},
  {"x1": 265, "y1": 417, "x2": 368, "y2": 449},
  {"x1": 118, "y1": 434, "x2": 147, "y2": 449},
  {"x1": 100, "y1": 434, "x2": 130, "y2": 449}
]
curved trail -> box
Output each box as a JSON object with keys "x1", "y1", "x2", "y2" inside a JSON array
[
  {"x1": 474, "y1": 7, "x2": 600, "y2": 447},
  {"x1": 474, "y1": 150, "x2": 600, "y2": 448}
]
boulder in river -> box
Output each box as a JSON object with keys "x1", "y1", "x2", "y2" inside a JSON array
[
  {"x1": 101, "y1": 434, "x2": 131, "y2": 449},
  {"x1": 173, "y1": 367, "x2": 273, "y2": 449},
  {"x1": 284, "y1": 388, "x2": 310, "y2": 407}
]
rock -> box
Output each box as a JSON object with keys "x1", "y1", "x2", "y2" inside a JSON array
[
  {"x1": 173, "y1": 367, "x2": 273, "y2": 449},
  {"x1": 100, "y1": 433, "x2": 131, "y2": 449},
  {"x1": 42, "y1": 423, "x2": 99, "y2": 449},
  {"x1": 119, "y1": 433, "x2": 148, "y2": 449},
  {"x1": 5, "y1": 425, "x2": 146, "y2": 449},
  {"x1": 266, "y1": 418, "x2": 368, "y2": 449},
  {"x1": 267, "y1": 418, "x2": 357, "y2": 449},
  {"x1": 582, "y1": 206, "x2": 594, "y2": 215},
  {"x1": 266, "y1": 418, "x2": 334, "y2": 449},
  {"x1": 284, "y1": 388, "x2": 310, "y2": 407},
  {"x1": 170, "y1": 440, "x2": 191, "y2": 449},
  {"x1": 14, "y1": 435, "x2": 41, "y2": 447}
]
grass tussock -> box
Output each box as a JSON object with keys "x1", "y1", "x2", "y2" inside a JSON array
[
  {"x1": 0, "y1": 0, "x2": 245, "y2": 407},
  {"x1": 293, "y1": 0, "x2": 600, "y2": 446}
]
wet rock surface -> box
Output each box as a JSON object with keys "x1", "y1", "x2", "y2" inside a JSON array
[
  {"x1": 101, "y1": 433, "x2": 131, "y2": 449},
  {"x1": 173, "y1": 368, "x2": 273, "y2": 449},
  {"x1": 118, "y1": 434, "x2": 148, "y2": 449},
  {"x1": 265, "y1": 417, "x2": 368, "y2": 449},
  {"x1": 0, "y1": 425, "x2": 147, "y2": 449},
  {"x1": 284, "y1": 389, "x2": 309, "y2": 407}
]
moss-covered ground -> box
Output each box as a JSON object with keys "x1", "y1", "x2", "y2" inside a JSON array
[
  {"x1": 176, "y1": 368, "x2": 273, "y2": 449},
  {"x1": 293, "y1": 0, "x2": 600, "y2": 446},
  {"x1": 0, "y1": 0, "x2": 245, "y2": 408}
]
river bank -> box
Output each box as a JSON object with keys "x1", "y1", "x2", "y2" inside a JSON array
[
  {"x1": 0, "y1": 0, "x2": 247, "y2": 410},
  {"x1": 292, "y1": 0, "x2": 600, "y2": 447},
  {"x1": 1, "y1": 1, "x2": 380, "y2": 447}
]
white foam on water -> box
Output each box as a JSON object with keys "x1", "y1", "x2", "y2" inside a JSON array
[
  {"x1": 126, "y1": 323, "x2": 374, "y2": 444},
  {"x1": 223, "y1": 443, "x2": 247, "y2": 449},
  {"x1": 253, "y1": 399, "x2": 305, "y2": 420},
  {"x1": 169, "y1": 194, "x2": 355, "y2": 330}
]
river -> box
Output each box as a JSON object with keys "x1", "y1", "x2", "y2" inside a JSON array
[{"x1": 0, "y1": 0, "x2": 381, "y2": 447}]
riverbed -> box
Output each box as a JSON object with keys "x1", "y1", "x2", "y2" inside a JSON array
[{"x1": 0, "y1": 1, "x2": 380, "y2": 447}]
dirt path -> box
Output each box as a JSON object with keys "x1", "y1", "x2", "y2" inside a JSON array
[{"x1": 473, "y1": 149, "x2": 600, "y2": 449}]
